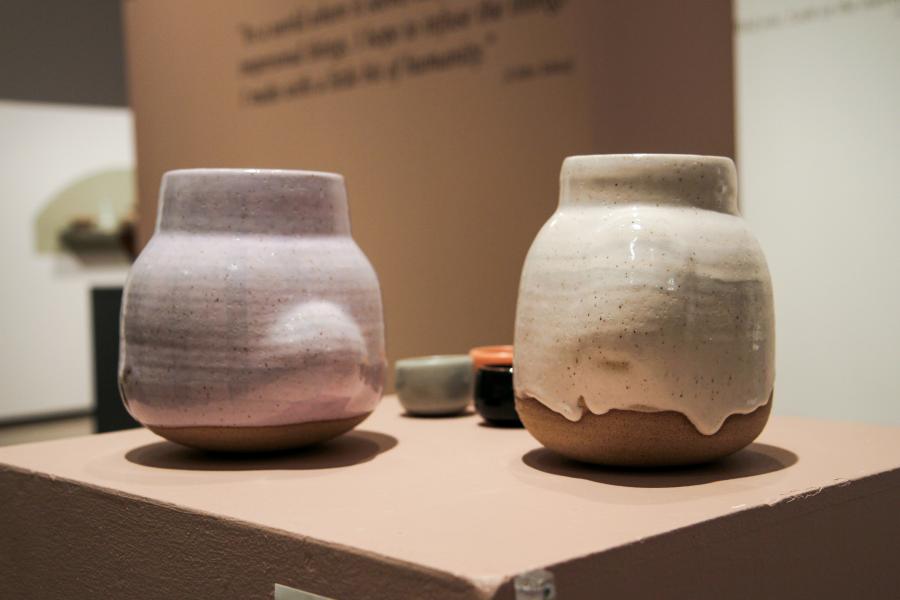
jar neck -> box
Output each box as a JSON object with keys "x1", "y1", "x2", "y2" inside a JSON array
[
  {"x1": 559, "y1": 154, "x2": 738, "y2": 215},
  {"x1": 157, "y1": 169, "x2": 351, "y2": 236}
]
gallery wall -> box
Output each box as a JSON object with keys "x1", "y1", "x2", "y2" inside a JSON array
[
  {"x1": 123, "y1": 0, "x2": 735, "y2": 393},
  {"x1": 0, "y1": 103, "x2": 133, "y2": 422},
  {"x1": 0, "y1": 0, "x2": 133, "y2": 422},
  {"x1": 735, "y1": 0, "x2": 900, "y2": 424}
]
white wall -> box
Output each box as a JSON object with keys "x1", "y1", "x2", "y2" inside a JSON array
[
  {"x1": 736, "y1": 0, "x2": 900, "y2": 424},
  {"x1": 0, "y1": 100, "x2": 133, "y2": 421}
]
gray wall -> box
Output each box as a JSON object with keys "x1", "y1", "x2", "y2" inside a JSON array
[{"x1": 0, "y1": 0, "x2": 126, "y2": 106}]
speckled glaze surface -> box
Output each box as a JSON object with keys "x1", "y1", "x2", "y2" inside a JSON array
[
  {"x1": 514, "y1": 155, "x2": 774, "y2": 435},
  {"x1": 119, "y1": 169, "x2": 385, "y2": 434}
]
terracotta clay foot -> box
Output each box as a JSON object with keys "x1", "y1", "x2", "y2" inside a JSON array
[
  {"x1": 148, "y1": 413, "x2": 371, "y2": 453},
  {"x1": 516, "y1": 394, "x2": 772, "y2": 467}
]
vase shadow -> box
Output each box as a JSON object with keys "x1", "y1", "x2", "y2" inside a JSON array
[
  {"x1": 125, "y1": 429, "x2": 397, "y2": 471},
  {"x1": 399, "y1": 409, "x2": 476, "y2": 419},
  {"x1": 521, "y1": 443, "x2": 798, "y2": 488},
  {"x1": 477, "y1": 420, "x2": 524, "y2": 429}
]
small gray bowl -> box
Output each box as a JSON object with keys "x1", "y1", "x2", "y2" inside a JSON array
[{"x1": 395, "y1": 355, "x2": 474, "y2": 416}]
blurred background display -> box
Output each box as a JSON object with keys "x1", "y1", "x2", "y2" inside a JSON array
[{"x1": 0, "y1": 0, "x2": 135, "y2": 438}]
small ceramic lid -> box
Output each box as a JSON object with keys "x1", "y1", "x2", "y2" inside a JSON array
[{"x1": 469, "y1": 345, "x2": 513, "y2": 370}]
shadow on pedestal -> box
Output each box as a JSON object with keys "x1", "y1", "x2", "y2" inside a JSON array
[
  {"x1": 124, "y1": 430, "x2": 397, "y2": 471},
  {"x1": 399, "y1": 409, "x2": 476, "y2": 419},
  {"x1": 521, "y1": 442, "x2": 798, "y2": 488}
]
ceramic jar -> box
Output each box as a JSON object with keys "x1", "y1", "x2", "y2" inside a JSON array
[
  {"x1": 514, "y1": 155, "x2": 774, "y2": 466},
  {"x1": 469, "y1": 345, "x2": 520, "y2": 426},
  {"x1": 395, "y1": 355, "x2": 473, "y2": 417},
  {"x1": 474, "y1": 365, "x2": 520, "y2": 427},
  {"x1": 119, "y1": 169, "x2": 386, "y2": 452}
]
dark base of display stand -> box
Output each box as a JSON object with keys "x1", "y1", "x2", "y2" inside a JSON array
[{"x1": 92, "y1": 287, "x2": 138, "y2": 433}]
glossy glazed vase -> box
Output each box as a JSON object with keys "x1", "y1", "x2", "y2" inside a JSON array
[
  {"x1": 119, "y1": 169, "x2": 386, "y2": 452},
  {"x1": 514, "y1": 155, "x2": 774, "y2": 466}
]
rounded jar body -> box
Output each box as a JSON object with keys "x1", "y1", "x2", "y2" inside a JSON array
[
  {"x1": 119, "y1": 169, "x2": 385, "y2": 451},
  {"x1": 514, "y1": 155, "x2": 774, "y2": 465}
]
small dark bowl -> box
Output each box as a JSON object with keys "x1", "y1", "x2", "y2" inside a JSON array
[{"x1": 474, "y1": 365, "x2": 522, "y2": 427}]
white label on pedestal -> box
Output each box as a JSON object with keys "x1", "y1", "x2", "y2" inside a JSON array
[{"x1": 274, "y1": 583, "x2": 336, "y2": 600}]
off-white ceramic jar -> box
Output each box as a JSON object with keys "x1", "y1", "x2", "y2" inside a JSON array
[
  {"x1": 119, "y1": 169, "x2": 385, "y2": 452},
  {"x1": 514, "y1": 155, "x2": 774, "y2": 465}
]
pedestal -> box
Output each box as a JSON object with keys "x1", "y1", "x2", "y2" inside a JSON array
[{"x1": 1, "y1": 397, "x2": 898, "y2": 599}]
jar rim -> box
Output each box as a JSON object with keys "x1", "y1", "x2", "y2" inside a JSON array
[
  {"x1": 559, "y1": 154, "x2": 738, "y2": 215},
  {"x1": 156, "y1": 168, "x2": 351, "y2": 236},
  {"x1": 163, "y1": 168, "x2": 343, "y2": 181}
]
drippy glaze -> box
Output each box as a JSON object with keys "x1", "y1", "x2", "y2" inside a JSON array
[{"x1": 514, "y1": 155, "x2": 774, "y2": 435}]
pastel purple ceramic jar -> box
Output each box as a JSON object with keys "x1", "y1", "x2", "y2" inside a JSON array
[{"x1": 119, "y1": 169, "x2": 385, "y2": 451}]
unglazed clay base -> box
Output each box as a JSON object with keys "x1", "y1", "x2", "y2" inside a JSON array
[
  {"x1": 516, "y1": 394, "x2": 772, "y2": 467},
  {"x1": 148, "y1": 413, "x2": 371, "y2": 453}
]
